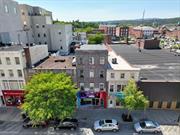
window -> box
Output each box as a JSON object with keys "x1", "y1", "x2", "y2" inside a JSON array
[
  {"x1": 0, "y1": 58, "x2": 2, "y2": 64},
  {"x1": 90, "y1": 83, "x2": 94, "y2": 90},
  {"x1": 39, "y1": 42, "x2": 41, "y2": 45},
  {"x1": 110, "y1": 85, "x2": 114, "y2": 92},
  {"x1": 44, "y1": 33, "x2": 46, "y2": 37},
  {"x1": 122, "y1": 85, "x2": 126, "y2": 91},
  {"x1": 15, "y1": 57, "x2": 20, "y2": 65},
  {"x1": 100, "y1": 70, "x2": 104, "y2": 78},
  {"x1": 80, "y1": 83, "x2": 84, "y2": 90},
  {"x1": 117, "y1": 85, "x2": 121, "y2": 92},
  {"x1": 100, "y1": 57, "x2": 105, "y2": 64},
  {"x1": 60, "y1": 46, "x2": 63, "y2": 49},
  {"x1": 14, "y1": 7, "x2": 17, "y2": 14},
  {"x1": 0, "y1": 70, "x2": 5, "y2": 77},
  {"x1": 90, "y1": 70, "x2": 94, "y2": 78},
  {"x1": 80, "y1": 70, "x2": 84, "y2": 78},
  {"x1": 130, "y1": 73, "x2": 135, "y2": 79},
  {"x1": 2, "y1": 80, "x2": 9, "y2": 90},
  {"x1": 110, "y1": 73, "x2": 115, "y2": 78},
  {"x1": 17, "y1": 70, "x2": 23, "y2": 77},
  {"x1": 6, "y1": 57, "x2": 11, "y2": 65},
  {"x1": 44, "y1": 42, "x2": 47, "y2": 44},
  {"x1": 99, "y1": 83, "x2": 104, "y2": 90},
  {"x1": 79, "y1": 57, "x2": 83, "y2": 65},
  {"x1": 36, "y1": 24, "x2": 39, "y2": 28},
  {"x1": 4, "y1": 5, "x2": 8, "y2": 13},
  {"x1": 120, "y1": 73, "x2": 125, "y2": 79},
  {"x1": 59, "y1": 32, "x2": 61, "y2": 35},
  {"x1": 38, "y1": 34, "x2": 40, "y2": 37},
  {"x1": 89, "y1": 57, "x2": 94, "y2": 65},
  {"x1": 42, "y1": 25, "x2": 45, "y2": 28},
  {"x1": 8, "y1": 70, "x2": 14, "y2": 77}
]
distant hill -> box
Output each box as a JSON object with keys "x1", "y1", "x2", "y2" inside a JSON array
[{"x1": 97, "y1": 17, "x2": 180, "y2": 26}]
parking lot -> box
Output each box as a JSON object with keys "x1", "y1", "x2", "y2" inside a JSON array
[{"x1": 0, "y1": 107, "x2": 179, "y2": 135}]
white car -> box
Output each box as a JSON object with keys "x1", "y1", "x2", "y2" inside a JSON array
[
  {"x1": 134, "y1": 120, "x2": 161, "y2": 134},
  {"x1": 94, "y1": 119, "x2": 119, "y2": 132}
]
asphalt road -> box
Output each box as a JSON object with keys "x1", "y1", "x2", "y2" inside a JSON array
[{"x1": 0, "y1": 107, "x2": 179, "y2": 135}]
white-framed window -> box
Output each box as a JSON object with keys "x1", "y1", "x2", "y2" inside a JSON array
[
  {"x1": 130, "y1": 73, "x2": 135, "y2": 79},
  {"x1": 4, "y1": 5, "x2": 8, "y2": 13},
  {"x1": 0, "y1": 70, "x2": 5, "y2": 77},
  {"x1": 36, "y1": 24, "x2": 39, "y2": 28},
  {"x1": 99, "y1": 83, "x2": 104, "y2": 90},
  {"x1": 17, "y1": 70, "x2": 23, "y2": 77},
  {"x1": 100, "y1": 57, "x2": 105, "y2": 64},
  {"x1": 117, "y1": 85, "x2": 121, "y2": 92},
  {"x1": 120, "y1": 73, "x2": 125, "y2": 79},
  {"x1": 8, "y1": 70, "x2": 14, "y2": 77},
  {"x1": 80, "y1": 83, "x2": 84, "y2": 90},
  {"x1": 90, "y1": 69, "x2": 94, "y2": 78},
  {"x1": 110, "y1": 85, "x2": 114, "y2": 92},
  {"x1": 14, "y1": 7, "x2": 17, "y2": 14},
  {"x1": 79, "y1": 57, "x2": 83, "y2": 65},
  {"x1": 90, "y1": 83, "x2": 94, "y2": 90},
  {"x1": 15, "y1": 57, "x2": 20, "y2": 65},
  {"x1": 89, "y1": 57, "x2": 94, "y2": 65},
  {"x1": 110, "y1": 73, "x2": 115, "y2": 78},
  {"x1": 0, "y1": 58, "x2": 2, "y2": 64},
  {"x1": 6, "y1": 57, "x2": 11, "y2": 65},
  {"x1": 99, "y1": 70, "x2": 104, "y2": 78},
  {"x1": 80, "y1": 70, "x2": 84, "y2": 78}
]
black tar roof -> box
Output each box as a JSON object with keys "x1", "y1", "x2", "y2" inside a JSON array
[{"x1": 111, "y1": 45, "x2": 180, "y2": 81}]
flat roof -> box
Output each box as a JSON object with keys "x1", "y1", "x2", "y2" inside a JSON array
[
  {"x1": 76, "y1": 45, "x2": 107, "y2": 51},
  {"x1": 107, "y1": 49, "x2": 140, "y2": 71},
  {"x1": 34, "y1": 56, "x2": 76, "y2": 70},
  {"x1": 111, "y1": 44, "x2": 180, "y2": 81},
  {"x1": 0, "y1": 46, "x2": 23, "y2": 52}
]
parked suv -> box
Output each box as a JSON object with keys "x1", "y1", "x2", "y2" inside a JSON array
[{"x1": 94, "y1": 119, "x2": 119, "y2": 132}]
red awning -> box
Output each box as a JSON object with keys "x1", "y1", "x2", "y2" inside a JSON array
[{"x1": 2, "y1": 90, "x2": 24, "y2": 96}]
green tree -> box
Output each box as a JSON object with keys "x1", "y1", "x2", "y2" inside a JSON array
[
  {"x1": 21, "y1": 72, "x2": 77, "y2": 122},
  {"x1": 123, "y1": 79, "x2": 149, "y2": 119},
  {"x1": 88, "y1": 34, "x2": 104, "y2": 44}
]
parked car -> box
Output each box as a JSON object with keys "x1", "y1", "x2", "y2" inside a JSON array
[
  {"x1": 23, "y1": 121, "x2": 48, "y2": 128},
  {"x1": 94, "y1": 119, "x2": 119, "y2": 132},
  {"x1": 134, "y1": 120, "x2": 161, "y2": 134},
  {"x1": 53, "y1": 118, "x2": 78, "y2": 131}
]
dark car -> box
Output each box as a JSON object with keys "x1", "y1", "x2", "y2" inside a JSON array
[
  {"x1": 23, "y1": 121, "x2": 48, "y2": 128},
  {"x1": 54, "y1": 118, "x2": 78, "y2": 131}
]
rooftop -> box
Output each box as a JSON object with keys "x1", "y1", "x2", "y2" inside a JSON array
[
  {"x1": 76, "y1": 45, "x2": 107, "y2": 51},
  {"x1": 107, "y1": 49, "x2": 140, "y2": 71},
  {"x1": 111, "y1": 44, "x2": 180, "y2": 81},
  {"x1": 133, "y1": 26, "x2": 155, "y2": 31},
  {"x1": 0, "y1": 45, "x2": 23, "y2": 52},
  {"x1": 34, "y1": 56, "x2": 76, "y2": 70}
]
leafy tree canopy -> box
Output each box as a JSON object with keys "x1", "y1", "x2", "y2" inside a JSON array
[
  {"x1": 123, "y1": 79, "x2": 149, "y2": 114},
  {"x1": 88, "y1": 34, "x2": 104, "y2": 44},
  {"x1": 21, "y1": 72, "x2": 77, "y2": 122}
]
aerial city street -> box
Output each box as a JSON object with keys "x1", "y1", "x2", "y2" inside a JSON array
[{"x1": 0, "y1": 0, "x2": 180, "y2": 135}]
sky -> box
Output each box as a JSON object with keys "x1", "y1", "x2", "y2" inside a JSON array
[{"x1": 16, "y1": 0, "x2": 180, "y2": 21}]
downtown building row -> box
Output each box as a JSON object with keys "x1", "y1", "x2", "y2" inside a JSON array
[{"x1": 0, "y1": 0, "x2": 73, "y2": 54}]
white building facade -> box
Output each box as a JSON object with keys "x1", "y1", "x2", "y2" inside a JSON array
[
  {"x1": 107, "y1": 50, "x2": 140, "y2": 108},
  {"x1": 0, "y1": 46, "x2": 26, "y2": 106},
  {"x1": 0, "y1": 0, "x2": 26, "y2": 45},
  {"x1": 19, "y1": 4, "x2": 72, "y2": 54}
]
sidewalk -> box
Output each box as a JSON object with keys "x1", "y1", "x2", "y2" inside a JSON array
[{"x1": 0, "y1": 107, "x2": 21, "y2": 122}]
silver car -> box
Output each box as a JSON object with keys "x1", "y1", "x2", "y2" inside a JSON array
[
  {"x1": 134, "y1": 120, "x2": 161, "y2": 134},
  {"x1": 94, "y1": 119, "x2": 119, "y2": 132}
]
